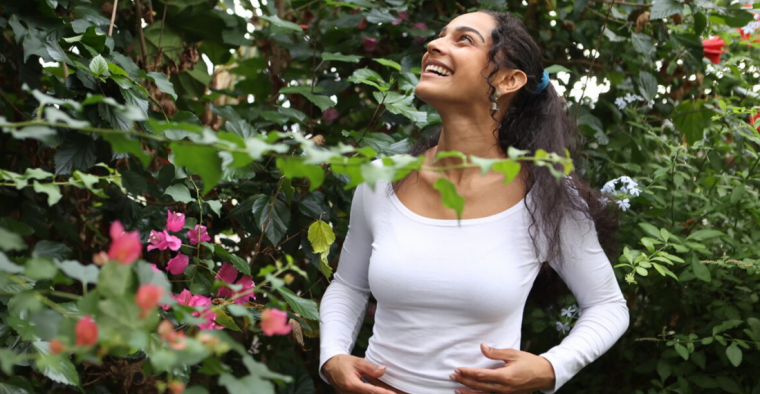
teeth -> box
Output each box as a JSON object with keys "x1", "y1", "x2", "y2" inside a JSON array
[{"x1": 425, "y1": 64, "x2": 452, "y2": 76}]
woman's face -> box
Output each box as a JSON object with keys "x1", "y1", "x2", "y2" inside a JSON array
[{"x1": 414, "y1": 12, "x2": 498, "y2": 108}]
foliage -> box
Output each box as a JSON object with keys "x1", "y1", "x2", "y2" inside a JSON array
[{"x1": 0, "y1": 0, "x2": 758, "y2": 393}]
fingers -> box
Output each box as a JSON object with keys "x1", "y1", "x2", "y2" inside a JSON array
[
  {"x1": 451, "y1": 368, "x2": 505, "y2": 393},
  {"x1": 356, "y1": 358, "x2": 387, "y2": 378},
  {"x1": 480, "y1": 343, "x2": 521, "y2": 361}
]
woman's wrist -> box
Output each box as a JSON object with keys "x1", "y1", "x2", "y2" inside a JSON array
[{"x1": 537, "y1": 355, "x2": 557, "y2": 390}]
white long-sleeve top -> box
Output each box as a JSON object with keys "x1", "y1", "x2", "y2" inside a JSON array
[{"x1": 319, "y1": 171, "x2": 629, "y2": 393}]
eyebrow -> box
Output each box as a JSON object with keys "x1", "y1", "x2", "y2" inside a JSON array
[{"x1": 438, "y1": 25, "x2": 486, "y2": 43}]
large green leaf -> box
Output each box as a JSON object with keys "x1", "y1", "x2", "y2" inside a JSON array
[
  {"x1": 252, "y1": 195, "x2": 291, "y2": 246},
  {"x1": 650, "y1": 0, "x2": 683, "y2": 20},
  {"x1": 276, "y1": 287, "x2": 319, "y2": 321},
  {"x1": 54, "y1": 133, "x2": 97, "y2": 175},
  {"x1": 170, "y1": 143, "x2": 223, "y2": 195},
  {"x1": 432, "y1": 178, "x2": 465, "y2": 221}
]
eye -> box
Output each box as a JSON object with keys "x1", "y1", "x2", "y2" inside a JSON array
[{"x1": 459, "y1": 35, "x2": 473, "y2": 43}]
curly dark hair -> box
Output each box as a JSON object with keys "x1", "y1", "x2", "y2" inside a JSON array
[{"x1": 388, "y1": 10, "x2": 620, "y2": 312}]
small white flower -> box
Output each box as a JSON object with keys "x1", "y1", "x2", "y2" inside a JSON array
[
  {"x1": 561, "y1": 305, "x2": 578, "y2": 317},
  {"x1": 617, "y1": 198, "x2": 631, "y2": 211},
  {"x1": 599, "y1": 196, "x2": 610, "y2": 205},
  {"x1": 743, "y1": 21, "x2": 760, "y2": 35},
  {"x1": 628, "y1": 187, "x2": 642, "y2": 197},
  {"x1": 601, "y1": 179, "x2": 617, "y2": 194},
  {"x1": 615, "y1": 97, "x2": 627, "y2": 110},
  {"x1": 555, "y1": 321, "x2": 571, "y2": 334}
]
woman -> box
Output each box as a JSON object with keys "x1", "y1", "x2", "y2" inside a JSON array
[{"x1": 319, "y1": 10, "x2": 629, "y2": 394}]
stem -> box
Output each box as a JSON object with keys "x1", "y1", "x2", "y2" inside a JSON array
[{"x1": 108, "y1": 0, "x2": 119, "y2": 36}]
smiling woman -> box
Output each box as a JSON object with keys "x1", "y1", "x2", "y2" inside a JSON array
[{"x1": 319, "y1": 10, "x2": 629, "y2": 394}]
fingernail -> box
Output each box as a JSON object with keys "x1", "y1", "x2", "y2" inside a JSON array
[
  {"x1": 455, "y1": 390, "x2": 462, "y2": 394},
  {"x1": 454, "y1": 368, "x2": 461, "y2": 374},
  {"x1": 449, "y1": 373, "x2": 456, "y2": 380}
]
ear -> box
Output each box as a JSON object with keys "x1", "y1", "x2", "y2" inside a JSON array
[{"x1": 495, "y1": 69, "x2": 528, "y2": 97}]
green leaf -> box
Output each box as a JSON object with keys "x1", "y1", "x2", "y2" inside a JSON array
[
  {"x1": 638, "y1": 223, "x2": 662, "y2": 240},
  {"x1": 432, "y1": 178, "x2": 465, "y2": 221},
  {"x1": 0, "y1": 227, "x2": 27, "y2": 252},
  {"x1": 215, "y1": 248, "x2": 252, "y2": 277},
  {"x1": 32, "y1": 341, "x2": 80, "y2": 386},
  {"x1": 57, "y1": 259, "x2": 99, "y2": 285},
  {"x1": 673, "y1": 100, "x2": 714, "y2": 144},
  {"x1": 0, "y1": 251, "x2": 24, "y2": 274},
  {"x1": 98, "y1": 261, "x2": 133, "y2": 298},
  {"x1": 319, "y1": 250, "x2": 333, "y2": 280},
  {"x1": 54, "y1": 133, "x2": 97, "y2": 175},
  {"x1": 544, "y1": 64, "x2": 571, "y2": 74},
  {"x1": 308, "y1": 221, "x2": 335, "y2": 254},
  {"x1": 276, "y1": 157, "x2": 325, "y2": 191},
  {"x1": 164, "y1": 184, "x2": 194, "y2": 203},
  {"x1": 277, "y1": 287, "x2": 319, "y2": 321},
  {"x1": 322, "y1": 52, "x2": 362, "y2": 63},
  {"x1": 279, "y1": 86, "x2": 335, "y2": 111},
  {"x1": 9, "y1": 126, "x2": 58, "y2": 145},
  {"x1": 89, "y1": 54, "x2": 109, "y2": 77},
  {"x1": 686, "y1": 229, "x2": 725, "y2": 241},
  {"x1": 730, "y1": 184, "x2": 745, "y2": 204},
  {"x1": 637, "y1": 71, "x2": 657, "y2": 102},
  {"x1": 207, "y1": 200, "x2": 222, "y2": 217},
  {"x1": 492, "y1": 160, "x2": 521, "y2": 185},
  {"x1": 32, "y1": 181, "x2": 62, "y2": 206},
  {"x1": 171, "y1": 144, "x2": 223, "y2": 195},
  {"x1": 674, "y1": 343, "x2": 689, "y2": 360},
  {"x1": 147, "y1": 71, "x2": 178, "y2": 100},
  {"x1": 691, "y1": 258, "x2": 711, "y2": 282},
  {"x1": 214, "y1": 308, "x2": 241, "y2": 331},
  {"x1": 259, "y1": 15, "x2": 303, "y2": 32},
  {"x1": 726, "y1": 344, "x2": 742, "y2": 367},
  {"x1": 252, "y1": 195, "x2": 291, "y2": 246},
  {"x1": 650, "y1": 0, "x2": 683, "y2": 20},
  {"x1": 374, "y1": 58, "x2": 401, "y2": 71}
]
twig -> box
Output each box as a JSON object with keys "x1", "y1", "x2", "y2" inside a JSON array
[
  {"x1": 108, "y1": 0, "x2": 119, "y2": 36},
  {"x1": 589, "y1": 0, "x2": 652, "y2": 6},
  {"x1": 134, "y1": 0, "x2": 149, "y2": 69}
]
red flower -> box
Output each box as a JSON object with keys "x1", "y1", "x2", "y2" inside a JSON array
[
  {"x1": 75, "y1": 315, "x2": 98, "y2": 347},
  {"x1": 362, "y1": 37, "x2": 378, "y2": 52},
  {"x1": 702, "y1": 36, "x2": 725, "y2": 64},
  {"x1": 750, "y1": 112, "x2": 760, "y2": 132},
  {"x1": 108, "y1": 221, "x2": 142, "y2": 265},
  {"x1": 260, "y1": 308, "x2": 292, "y2": 336},
  {"x1": 391, "y1": 11, "x2": 408, "y2": 26},
  {"x1": 357, "y1": 17, "x2": 366, "y2": 30},
  {"x1": 167, "y1": 254, "x2": 189, "y2": 275},
  {"x1": 136, "y1": 284, "x2": 164, "y2": 318},
  {"x1": 300, "y1": 24, "x2": 309, "y2": 30}
]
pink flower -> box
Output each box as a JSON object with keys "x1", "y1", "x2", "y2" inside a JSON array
[
  {"x1": 173, "y1": 289, "x2": 193, "y2": 306},
  {"x1": 412, "y1": 22, "x2": 429, "y2": 44},
  {"x1": 75, "y1": 315, "x2": 98, "y2": 346},
  {"x1": 187, "y1": 225, "x2": 211, "y2": 245},
  {"x1": 357, "y1": 17, "x2": 366, "y2": 30},
  {"x1": 150, "y1": 264, "x2": 162, "y2": 273},
  {"x1": 702, "y1": 36, "x2": 725, "y2": 64},
  {"x1": 362, "y1": 37, "x2": 378, "y2": 52},
  {"x1": 167, "y1": 254, "x2": 189, "y2": 275},
  {"x1": 136, "y1": 284, "x2": 164, "y2": 318},
  {"x1": 166, "y1": 210, "x2": 185, "y2": 232},
  {"x1": 215, "y1": 263, "x2": 256, "y2": 305},
  {"x1": 391, "y1": 11, "x2": 408, "y2": 25},
  {"x1": 260, "y1": 308, "x2": 292, "y2": 336},
  {"x1": 107, "y1": 221, "x2": 142, "y2": 265},
  {"x1": 147, "y1": 230, "x2": 181, "y2": 251},
  {"x1": 189, "y1": 294, "x2": 224, "y2": 330},
  {"x1": 322, "y1": 108, "x2": 339, "y2": 124}
]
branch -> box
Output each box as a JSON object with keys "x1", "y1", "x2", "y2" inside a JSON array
[
  {"x1": 589, "y1": 0, "x2": 652, "y2": 7},
  {"x1": 108, "y1": 0, "x2": 119, "y2": 36}
]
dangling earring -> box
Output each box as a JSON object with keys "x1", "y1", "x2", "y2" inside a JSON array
[{"x1": 491, "y1": 90, "x2": 502, "y2": 112}]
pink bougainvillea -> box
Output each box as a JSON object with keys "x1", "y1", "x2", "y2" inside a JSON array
[
  {"x1": 187, "y1": 225, "x2": 211, "y2": 245},
  {"x1": 147, "y1": 229, "x2": 182, "y2": 251},
  {"x1": 260, "y1": 308, "x2": 292, "y2": 336},
  {"x1": 362, "y1": 37, "x2": 378, "y2": 52},
  {"x1": 108, "y1": 221, "x2": 141, "y2": 265},
  {"x1": 166, "y1": 210, "x2": 186, "y2": 232},
  {"x1": 167, "y1": 254, "x2": 189, "y2": 275},
  {"x1": 215, "y1": 263, "x2": 256, "y2": 305}
]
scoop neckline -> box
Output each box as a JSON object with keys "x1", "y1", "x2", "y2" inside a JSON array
[{"x1": 386, "y1": 180, "x2": 527, "y2": 226}]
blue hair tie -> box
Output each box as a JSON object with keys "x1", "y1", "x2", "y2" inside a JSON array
[{"x1": 533, "y1": 70, "x2": 550, "y2": 97}]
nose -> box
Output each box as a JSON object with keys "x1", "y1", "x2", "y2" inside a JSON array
[{"x1": 425, "y1": 37, "x2": 445, "y2": 56}]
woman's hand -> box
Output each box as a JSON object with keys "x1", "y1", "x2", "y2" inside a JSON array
[
  {"x1": 450, "y1": 344, "x2": 556, "y2": 394},
  {"x1": 322, "y1": 354, "x2": 396, "y2": 394}
]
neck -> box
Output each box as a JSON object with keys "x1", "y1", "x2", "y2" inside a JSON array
[{"x1": 432, "y1": 108, "x2": 506, "y2": 186}]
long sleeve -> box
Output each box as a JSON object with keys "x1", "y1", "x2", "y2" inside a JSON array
[
  {"x1": 538, "y1": 206, "x2": 630, "y2": 393},
  {"x1": 318, "y1": 183, "x2": 374, "y2": 383}
]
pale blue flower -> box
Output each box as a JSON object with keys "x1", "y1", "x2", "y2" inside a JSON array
[
  {"x1": 617, "y1": 198, "x2": 631, "y2": 211},
  {"x1": 555, "y1": 321, "x2": 571, "y2": 334}
]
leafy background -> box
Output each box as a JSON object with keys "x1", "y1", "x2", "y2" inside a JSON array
[{"x1": 1, "y1": 0, "x2": 759, "y2": 393}]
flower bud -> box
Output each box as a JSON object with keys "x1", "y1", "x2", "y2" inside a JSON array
[
  {"x1": 75, "y1": 315, "x2": 98, "y2": 347},
  {"x1": 49, "y1": 339, "x2": 65, "y2": 355},
  {"x1": 136, "y1": 284, "x2": 164, "y2": 318}
]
